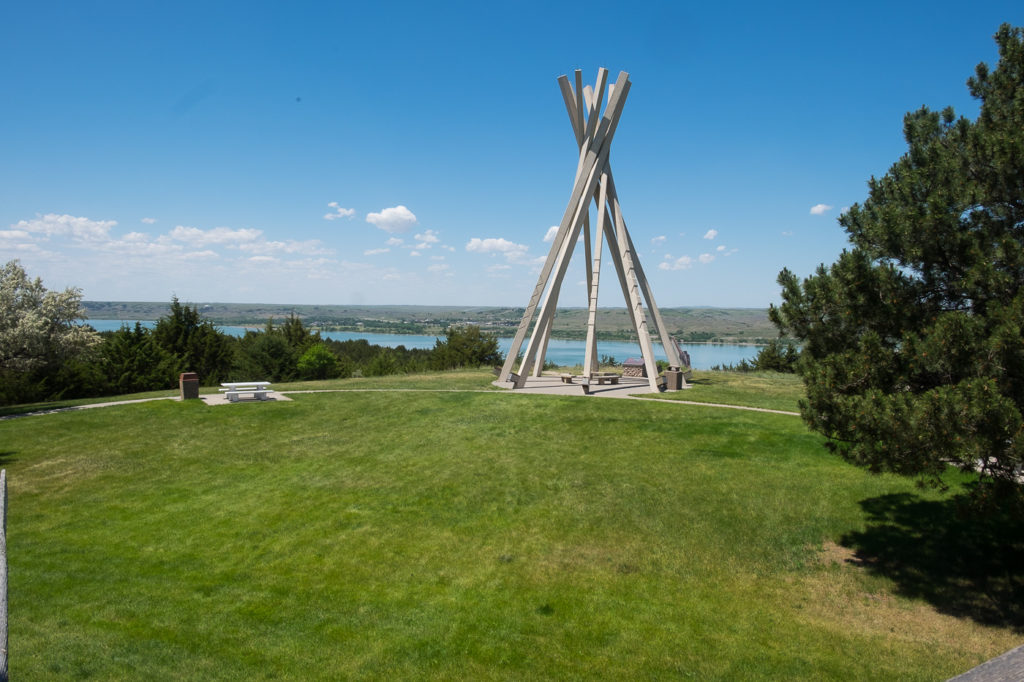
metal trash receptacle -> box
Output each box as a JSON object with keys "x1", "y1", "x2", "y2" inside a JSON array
[
  {"x1": 179, "y1": 372, "x2": 199, "y2": 400},
  {"x1": 663, "y1": 369, "x2": 683, "y2": 391}
]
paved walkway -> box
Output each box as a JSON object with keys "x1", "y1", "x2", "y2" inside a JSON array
[{"x1": 949, "y1": 644, "x2": 1024, "y2": 681}]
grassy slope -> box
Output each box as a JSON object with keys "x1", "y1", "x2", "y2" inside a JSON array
[
  {"x1": 640, "y1": 370, "x2": 806, "y2": 413},
  {"x1": 2, "y1": 372, "x2": 1020, "y2": 679},
  {"x1": 0, "y1": 370, "x2": 499, "y2": 418}
]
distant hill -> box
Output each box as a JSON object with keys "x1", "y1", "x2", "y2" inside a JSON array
[{"x1": 82, "y1": 301, "x2": 780, "y2": 343}]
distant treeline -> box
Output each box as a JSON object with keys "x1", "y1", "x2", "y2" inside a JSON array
[
  {"x1": 1, "y1": 298, "x2": 502, "y2": 406},
  {"x1": 81, "y1": 301, "x2": 781, "y2": 343}
]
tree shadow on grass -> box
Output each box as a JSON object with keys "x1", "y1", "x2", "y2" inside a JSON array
[
  {"x1": 840, "y1": 490, "x2": 1024, "y2": 631},
  {"x1": 0, "y1": 451, "x2": 16, "y2": 467}
]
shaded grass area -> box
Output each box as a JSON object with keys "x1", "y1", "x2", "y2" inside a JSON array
[
  {"x1": 840, "y1": 491, "x2": 1024, "y2": 628},
  {"x1": 642, "y1": 370, "x2": 806, "y2": 413},
  {"x1": 3, "y1": 389, "x2": 1021, "y2": 679}
]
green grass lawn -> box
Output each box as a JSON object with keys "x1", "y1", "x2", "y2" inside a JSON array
[
  {"x1": 0, "y1": 369, "x2": 500, "y2": 418},
  {"x1": 2, "y1": 371, "x2": 1020, "y2": 679},
  {"x1": 641, "y1": 370, "x2": 806, "y2": 413}
]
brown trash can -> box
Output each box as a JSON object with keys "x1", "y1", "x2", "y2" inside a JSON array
[
  {"x1": 663, "y1": 369, "x2": 684, "y2": 391},
  {"x1": 179, "y1": 372, "x2": 199, "y2": 400}
]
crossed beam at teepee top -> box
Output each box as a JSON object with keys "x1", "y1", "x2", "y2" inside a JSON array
[{"x1": 498, "y1": 68, "x2": 685, "y2": 392}]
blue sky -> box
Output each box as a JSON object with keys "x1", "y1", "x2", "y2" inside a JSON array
[{"x1": 2, "y1": 1, "x2": 1021, "y2": 308}]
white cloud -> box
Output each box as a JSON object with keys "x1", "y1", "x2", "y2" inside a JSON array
[
  {"x1": 430, "y1": 255, "x2": 445, "y2": 261},
  {"x1": 366, "y1": 205, "x2": 417, "y2": 233},
  {"x1": 716, "y1": 245, "x2": 726, "y2": 252},
  {"x1": 651, "y1": 235, "x2": 666, "y2": 246},
  {"x1": 324, "y1": 201, "x2": 356, "y2": 221},
  {"x1": 248, "y1": 255, "x2": 278, "y2": 263},
  {"x1": 781, "y1": 231, "x2": 794, "y2": 237},
  {"x1": 487, "y1": 264, "x2": 512, "y2": 272},
  {"x1": 141, "y1": 217, "x2": 157, "y2": 224},
  {"x1": 810, "y1": 203, "x2": 833, "y2": 215},
  {"x1": 428, "y1": 263, "x2": 450, "y2": 273},
  {"x1": 364, "y1": 248, "x2": 390, "y2": 255},
  {"x1": 15, "y1": 213, "x2": 117, "y2": 243},
  {"x1": 183, "y1": 250, "x2": 218, "y2": 260},
  {"x1": 414, "y1": 229, "x2": 439, "y2": 244},
  {"x1": 415, "y1": 229, "x2": 440, "y2": 249},
  {"x1": 410, "y1": 250, "x2": 421, "y2": 257},
  {"x1": 659, "y1": 255, "x2": 694, "y2": 271},
  {"x1": 0, "y1": 228, "x2": 45, "y2": 254},
  {"x1": 703, "y1": 229, "x2": 718, "y2": 240},
  {"x1": 466, "y1": 237, "x2": 530, "y2": 263},
  {"x1": 385, "y1": 237, "x2": 404, "y2": 247},
  {"x1": 543, "y1": 225, "x2": 559, "y2": 243},
  {"x1": 239, "y1": 239, "x2": 328, "y2": 256},
  {"x1": 169, "y1": 225, "x2": 262, "y2": 247},
  {"x1": 699, "y1": 253, "x2": 715, "y2": 264}
]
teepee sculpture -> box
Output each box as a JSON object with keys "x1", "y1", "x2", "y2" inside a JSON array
[{"x1": 498, "y1": 68, "x2": 686, "y2": 392}]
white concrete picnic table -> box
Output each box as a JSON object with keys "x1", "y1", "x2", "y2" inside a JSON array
[{"x1": 219, "y1": 381, "x2": 274, "y2": 402}]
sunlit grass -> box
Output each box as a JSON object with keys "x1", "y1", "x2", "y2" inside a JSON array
[
  {"x1": 2, "y1": 381, "x2": 1017, "y2": 680},
  {"x1": 640, "y1": 370, "x2": 806, "y2": 412}
]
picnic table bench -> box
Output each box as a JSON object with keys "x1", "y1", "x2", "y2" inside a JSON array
[
  {"x1": 219, "y1": 381, "x2": 274, "y2": 402},
  {"x1": 562, "y1": 372, "x2": 620, "y2": 385}
]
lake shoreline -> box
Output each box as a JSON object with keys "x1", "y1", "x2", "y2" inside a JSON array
[{"x1": 86, "y1": 320, "x2": 761, "y2": 370}]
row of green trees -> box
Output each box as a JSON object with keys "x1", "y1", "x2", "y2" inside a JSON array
[{"x1": 0, "y1": 262, "x2": 503, "y2": 406}]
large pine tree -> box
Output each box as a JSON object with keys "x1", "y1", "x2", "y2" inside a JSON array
[{"x1": 771, "y1": 25, "x2": 1024, "y2": 495}]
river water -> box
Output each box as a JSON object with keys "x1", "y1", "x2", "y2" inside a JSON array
[{"x1": 87, "y1": 320, "x2": 759, "y2": 370}]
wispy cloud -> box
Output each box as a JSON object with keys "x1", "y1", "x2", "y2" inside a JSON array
[
  {"x1": 141, "y1": 217, "x2": 157, "y2": 224},
  {"x1": 703, "y1": 229, "x2": 718, "y2": 240},
  {"x1": 543, "y1": 226, "x2": 559, "y2": 243},
  {"x1": 810, "y1": 203, "x2": 833, "y2": 215},
  {"x1": 364, "y1": 247, "x2": 390, "y2": 255},
  {"x1": 659, "y1": 255, "x2": 694, "y2": 271},
  {"x1": 240, "y1": 239, "x2": 329, "y2": 256},
  {"x1": 651, "y1": 235, "x2": 666, "y2": 246},
  {"x1": 367, "y1": 205, "x2": 417, "y2": 233},
  {"x1": 15, "y1": 213, "x2": 117, "y2": 243},
  {"x1": 169, "y1": 225, "x2": 261, "y2": 246},
  {"x1": 699, "y1": 253, "x2": 715, "y2": 264},
  {"x1": 415, "y1": 229, "x2": 440, "y2": 249},
  {"x1": 324, "y1": 201, "x2": 356, "y2": 221}
]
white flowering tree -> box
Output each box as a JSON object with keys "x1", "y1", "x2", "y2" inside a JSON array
[{"x1": 0, "y1": 260, "x2": 100, "y2": 374}]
